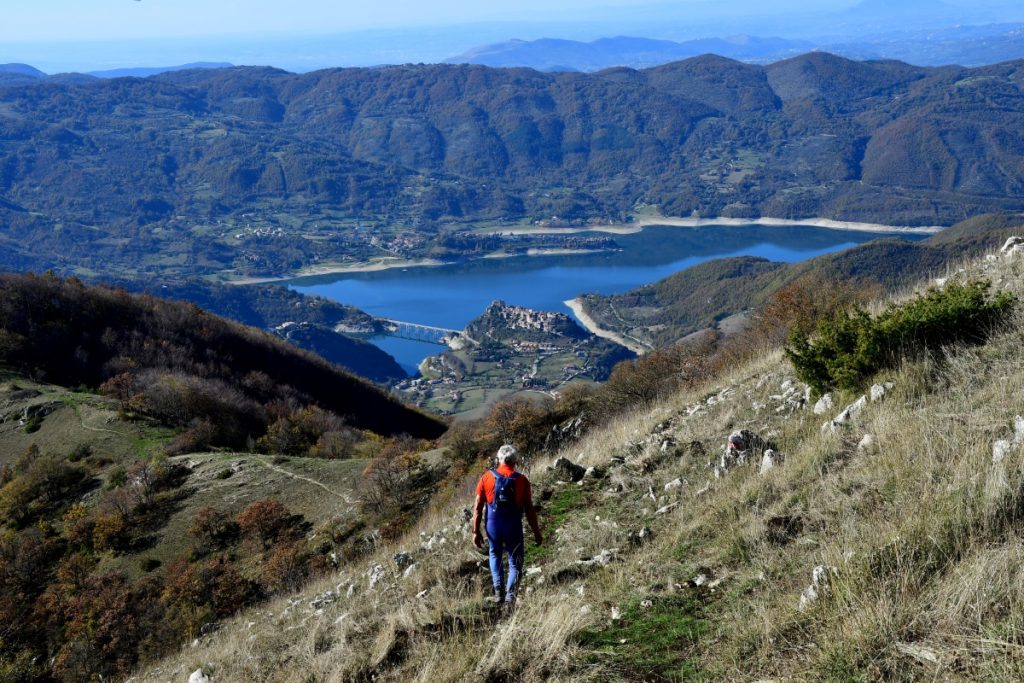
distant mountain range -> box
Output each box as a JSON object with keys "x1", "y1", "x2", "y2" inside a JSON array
[
  {"x1": 0, "y1": 61, "x2": 232, "y2": 85},
  {"x1": 445, "y1": 35, "x2": 813, "y2": 71},
  {"x1": 446, "y1": 23, "x2": 1024, "y2": 71}
]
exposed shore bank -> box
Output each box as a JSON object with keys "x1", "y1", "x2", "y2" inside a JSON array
[
  {"x1": 563, "y1": 297, "x2": 650, "y2": 355},
  {"x1": 482, "y1": 215, "x2": 946, "y2": 237}
]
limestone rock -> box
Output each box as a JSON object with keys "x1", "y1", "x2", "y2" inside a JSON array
[
  {"x1": 188, "y1": 670, "x2": 210, "y2": 683},
  {"x1": 552, "y1": 457, "x2": 586, "y2": 482},
  {"x1": 664, "y1": 478, "x2": 684, "y2": 491},
  {"x1": 798, "y1": 565, "x2": 835, "y2": 611},
  {"x1": 719, "y1": 429, "x2": 768, "y2": 472},
  {"x1": 759, "y1": 449, "x2": 777, "y2": 475},
  {"x1": 869, "y1": 383, "x2": 888, "y2": 402},
  {"x1": 393, "y1": 551, "x2": 414, "y2": 569},
  {"x1": 993, "y1": 440, "x2": 1011, "y2": 464},
  {"x1": 367, "y1": 563, "x2": 387, "y2": 589},
  {"x1": 1000, "y1": 236, "x2": 1024, "y2": 257},
  {"x1": 1015, "y1": 415, "x2": 1024, "y2": 445},
  {"x1": 310, "y1": 591, "x2": 336, "y2": 609},
  {"x1": 584, "y1": 466, "x2": 606, "y2": 480},
  {"x1": 857, "y1": 434, "x2": 876, "y2": 453},
  {"x1": 812, "y1": 393, "x2": 834, "y2": 415}
]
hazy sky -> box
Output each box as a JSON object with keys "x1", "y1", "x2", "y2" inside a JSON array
[
  {"x1": 1, "y1": 0, "x2": 1019, "y2": 73},
  {"x1": 2, "y1": 0, "x2": 849, "y2": 42}
]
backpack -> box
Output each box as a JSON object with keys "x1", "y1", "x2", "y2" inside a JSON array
[{"x1": 489, "y1": 469, "x2": 521, "y2": 514}]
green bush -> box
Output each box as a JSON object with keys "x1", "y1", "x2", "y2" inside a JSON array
[{"x1": 786, "y1": 280, "x2": 1015, "y2": 394}]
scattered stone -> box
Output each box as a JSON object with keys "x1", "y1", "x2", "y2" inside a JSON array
[
  {"x1": 824, "y1": 395, "x2": 868, "y2": 432},
  {"x1": 695, "y1": 481, "x2": 712, "y2": 497},
  {"x1": 1000, "y1": 236, "x2": 1024, "y2": 257},
  {"x1": 628, "y1": 527, "x2": 653, "y2": 545},
  {"x1": 798, "y1": 565, "x2": 835, "y2": 611},
  {"x1": 199, "y1": 622, "x2": 222, "y2": 636},
  {"x1": 552, "y1": 457, "x2": 586, "y2": 482},
  {"x1": 402, "y1": 563, "x2": 418, "y2": 579},
  {"x1": 640, "y1": 599, "x2": 654, "y2": 609},
  {"x1": 896, "y1": 642, "x2": 943, "y2": 666},
  {"x1": 834, "y1": 395, "x2": 867, "y2": 425},
  {"x1": 812, "y1": 393, "x2": 834, "y2": 415},
  {"x1": 393, "y1": 552, "x2": 414, "y2": 569},
  {"x1": 310, "y1": 591, "x2": 336, "y2": 610},
  {"x1": 692, "y1": 573, "x2": 708, "y2": 587},
  {"x1": 655, "y1": 502, "x2": 678, "y2": 515},
  {"x1": 416, "y1": 589, "x2": 430, "y2": 600},
  {"x1": 611, "y1": 605, "x2": 622, "y2": 621},
  {"x1": 857, "y1": 434, "x2": 876, "y2": 453},
  {"x1": 869, "y1": 383, "x2": 888, "y2": 402},
  {"x1": 759, "y1": 449, "x2": 778, "y2": 475},
  {"x1": 525, "y1": 566, "x2": 542, "y2": 577},
  {"x1": 719, "y1": 429, "x2": 770, "y2": 473},
  {"x1": 575, "y1": 549, "x2": 616, "y2": 568},
  {"x1": 367, "y1": 563, "x2": 387, "y2": 589},
  {"x1": 584, "y1": 466, "x2": 606, "y2": 480},
  {"x1": 993, "y1": 440, "x2": 1011, "y2": 465},
  {"x1": 188, "y1": 670, "x2": 210, "y2": 683},
  {"x1": 1015, "y1": 416, "x2": 1024, "y2": 445},
  {"x1": 664, "y1": 478, "x2": 684, "y2": 491}
]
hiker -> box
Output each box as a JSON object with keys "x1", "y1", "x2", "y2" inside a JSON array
[{"x1": 471, "y1": 444, "x2": 543, "y2": 604}]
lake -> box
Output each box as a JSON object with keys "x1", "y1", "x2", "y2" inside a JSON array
[{"x1": 289, "y1": 225, "x2": 920, "y2": 373}]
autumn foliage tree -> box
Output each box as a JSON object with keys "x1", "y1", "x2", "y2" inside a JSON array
[{"x1": 236, "y1": 499, "x2": 296, "y2": 550}]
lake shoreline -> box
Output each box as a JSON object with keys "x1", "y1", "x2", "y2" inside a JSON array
[
  {"x1": 564, "y1": 297, "x2": 650, "y2": 355},
  {"x1": 229, "y1": 217, "x2": 943, "y2": 285},
  {"x1": 484, "y1": 215, "x2": 946, "y2": 237}
]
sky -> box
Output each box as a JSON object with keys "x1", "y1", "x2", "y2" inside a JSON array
[{"x1": 2, "y1": 0, "x2": 854, "y2": 42}]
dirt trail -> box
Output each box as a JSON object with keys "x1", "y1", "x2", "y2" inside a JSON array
[{"x1": 253, "y1": 458, "x2": 356, "y2": 506}]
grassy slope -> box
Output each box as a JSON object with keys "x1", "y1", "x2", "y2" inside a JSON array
[
  {"x1": 0, "y1": 376, "x2": 370, "y2": 580},
  {"x1": 134, "y1": 246, "x2": 1024, "y2": 680}
]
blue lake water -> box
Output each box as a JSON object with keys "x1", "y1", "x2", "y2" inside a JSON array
[{"x1": 289, "y1": 225, "x2": 921, "y2": 373}]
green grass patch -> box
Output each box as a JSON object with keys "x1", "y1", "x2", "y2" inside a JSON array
[
  {"x1": 527, "y1": 485, "x2": 586, "y2": 564},
  {"x1": 577, "y1": 592, "x2": 710, "y2": 682}
]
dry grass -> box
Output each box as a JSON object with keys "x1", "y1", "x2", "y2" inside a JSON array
[{"x1": 132, "y1": 251, "x2": 1024, "y2": 682}]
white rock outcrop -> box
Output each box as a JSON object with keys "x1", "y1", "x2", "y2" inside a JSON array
[
  {"x1": 799, "y1": 565, "x2": 835, "y2": 611},
  {"x1": 823, "y1": 395, "x2": 867, "y2": 433},
  {"x1": 812, "y1": 393, "x2": 834, "y2": 415},
  {"x1": 367, "y1": 563, "x2": 387, "y2": 589},
  {"x1": 759, "y1": 449, "x2": 777, "y2": 475},
  {"x1": 188, "y1": 670, "x2": 211, "y2": 683},
  {"x1": 857, "y1": 434, "x2": 876, "y2": 453},
  {"x1": 1000, "y1": 236, "x2": 1024, "y2": 257},
  {"x1": 993, "y1": 440, "x2": 1011, "y2": 465}
]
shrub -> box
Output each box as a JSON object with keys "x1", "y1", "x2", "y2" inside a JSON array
[
  {"x1": 786, "y1": 280, "x2": 1016, "y2": 394},
  {"x1": 237, "y1": 499, "x2": 297, "y2": 550},
  {"x1": 189, "y1": 506, "x2": 239, "y2": 555}
]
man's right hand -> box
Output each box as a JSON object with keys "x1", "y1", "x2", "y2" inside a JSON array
[
  {"x1": 534, "y1": 531, "x2": 543, "y2": 546},
  {"x1": 473, "y1": 530, "x2": 484, "y2": 549}
]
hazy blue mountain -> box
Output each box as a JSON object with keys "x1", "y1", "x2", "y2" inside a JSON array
[
  {"x1": 88, "y1": 61, "x2": 234, "y2": 79},
  {"x1": 446, "y1": 35, "x2": 813, "y2": 71},
  {"x1": 0, "y1": 63, "x2": 45, "y2": 77}
]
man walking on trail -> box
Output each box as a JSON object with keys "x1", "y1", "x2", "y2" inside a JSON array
[{"x1": 472, "y1": 444, "x2": 543, "y2": 604}]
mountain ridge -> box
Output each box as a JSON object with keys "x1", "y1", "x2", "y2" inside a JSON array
[{"x1": 2, "y1": 53, "x2": 1024, "y2": 279}]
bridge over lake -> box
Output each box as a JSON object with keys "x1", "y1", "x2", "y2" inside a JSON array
[{"x1": 377, "y1": 318, "x2": 463, "y2": 345}]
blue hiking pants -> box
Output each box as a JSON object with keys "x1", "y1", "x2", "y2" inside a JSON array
[{"x1": 486, "y1": 514, "x2": 524, "y2": 601}]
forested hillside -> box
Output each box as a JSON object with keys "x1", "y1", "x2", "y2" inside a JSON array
[{"x1": 2, "y1": 54, "x2": 1024, "y2": 277}]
